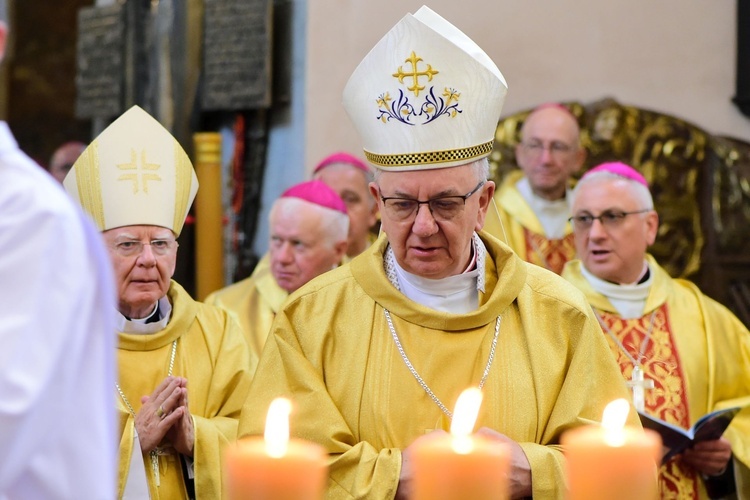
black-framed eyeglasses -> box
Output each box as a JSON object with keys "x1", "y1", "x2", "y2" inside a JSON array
[
  {"x1": 568, "y1": 209, "x2": 652, "y2": 230},
  {"x1": 380, "y1": 181, "x2": 486, "y2": 222}
]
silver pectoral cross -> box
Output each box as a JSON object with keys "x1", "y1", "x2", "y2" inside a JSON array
[{"x1": 626, "y1": 365, "x2": 655, "y2": 412}]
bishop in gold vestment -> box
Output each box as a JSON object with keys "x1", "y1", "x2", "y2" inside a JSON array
[
  {"x1": 117, "y1": 281, "x2": 255, "y2": 498},
  {"x1": 206, "y1": 181, "x2": 349, "y2": 358},
  {"x1": 64, "y1": 106, "x2": 257, "y2": 499},
  {"x1": 253, "y1": 8, "x2": 640, "y2": 498},
  {"x1": 491, "y1": 104, "x2": 585, "y2": 274},
  {"x1": 564, "y1": 161, "x2": 750, "y2": 499},
  {"x1": 564, "y1": 258, "x2": 750, "y2": 498},
  {"x1": 240, "y1": 232, "x2": 637, "y2": 498}
]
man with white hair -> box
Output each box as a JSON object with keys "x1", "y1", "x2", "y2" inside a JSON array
[
  {"x1": 206, "y1": 180, "x2": 349, "y2": 357},
  {"x1": 65, "y1": 105, "x2": 255, "y2": 499},
  {"x1": 239, "y1": 7, "x2": 636, "y2": 499},
  {"x1": 563, "y1": 161, "x2": 750, "y2": 498}
]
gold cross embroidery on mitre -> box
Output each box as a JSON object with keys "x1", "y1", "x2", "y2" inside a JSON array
[
  {"x1": 392, "y1": 51, "x2": 439, "y2": 97},
  {"x1": 118, "y1": 149, "x2": 162, "y2": 194}
]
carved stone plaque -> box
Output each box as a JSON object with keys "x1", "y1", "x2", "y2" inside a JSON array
[
  {"x1": 202, "y1": 0, "x2": 272, "y2": 111},
  {"x1": 75, "y1": 4, "x2": 125, "y2": 119}
]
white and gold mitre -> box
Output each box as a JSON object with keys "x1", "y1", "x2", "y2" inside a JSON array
[
  {"x1": 343, "y1": 5, "x2": 508, "y2": 171},
  {"x1": 64, "y1": 105, "x2": 199, "y2": 235}
]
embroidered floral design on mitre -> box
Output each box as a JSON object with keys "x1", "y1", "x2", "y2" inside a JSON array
[{"x1": 376, "y1": 51, "x2": 462, "y2": 126}]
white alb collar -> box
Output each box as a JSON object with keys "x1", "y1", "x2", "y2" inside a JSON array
[
  {"x1": 581, "y1": 262, "x2": 652, "y2": 319},
  {"x1": 116, "y1": 295, "x2": 173, "y2": 334},
  {"x1": 384, "y1": 233, "x2": 486, "y2": 313}
]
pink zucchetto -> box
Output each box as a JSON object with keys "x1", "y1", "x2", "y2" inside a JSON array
[
  {"x1": 281, "y1": 180, "x2": 348, "y2": 214},
  {"x1": 583, "y1": 162, "x2": 649, "y2": 188},
  {"x1": 313, "y1": 152, "x2": 370, "y2": 175}
]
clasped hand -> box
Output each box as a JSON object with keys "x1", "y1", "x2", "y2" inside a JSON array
[{"x1": 134, "y1": 376, "x2": 195, "y2": 457}]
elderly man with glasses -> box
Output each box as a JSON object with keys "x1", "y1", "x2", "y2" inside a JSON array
[
  {"x1": 65, "y1": 106, "x2": 255, "y2": 499},
  {"x1": 562, "y1": 162, "x2": 750, "y2": 498},
  {"x1": 493, "y1": 103, "x2": 586, "y2": 274},
  {"x1": 238, "y1": 7, "x2": 637, "y2": 499}
]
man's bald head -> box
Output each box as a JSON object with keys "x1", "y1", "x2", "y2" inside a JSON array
[{"x1": 515, "y1": 104, "x2": 586, "y2": 200}]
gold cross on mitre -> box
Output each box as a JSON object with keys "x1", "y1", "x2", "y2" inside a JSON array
[
  {"x1": 117, "y1": 149, "x2": 162, "y2": 194},
  {"x1": 626, "y1": 366, "x2": 655, "y2": 413},
  {"x1": 392, "y1": 51, "x2": 439, "y2": 97}
]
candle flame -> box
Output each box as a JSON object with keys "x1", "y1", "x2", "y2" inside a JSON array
[
  {"x1": 450, "y1": 388, "x2": 483, "y2": 454},
  {"x1": 601, "y1": 398, "x2": 630, "y2": 447},
  {"x1": 264, "y1": 397, "x2": 293, "y2": 458}
]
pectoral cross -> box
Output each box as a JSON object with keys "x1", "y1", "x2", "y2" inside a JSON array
[
  {"x1": 150, "y1": 450, "x2": 160, "y2": 487},
  {"x1": 626, "y1": 366, "x2": 654, "y2": 412}
]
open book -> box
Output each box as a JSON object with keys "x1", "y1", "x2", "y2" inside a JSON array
[{"x1": 638, "y1": 407, "x2": 742, "y2": 464}]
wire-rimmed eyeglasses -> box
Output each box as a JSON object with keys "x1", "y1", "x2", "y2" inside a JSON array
[{"x1": 380, "y1": 181, "x2": 485, "y2": 222}]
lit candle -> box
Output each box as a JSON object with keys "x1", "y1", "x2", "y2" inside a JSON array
[
  {"x1": 224, "y1": 398, "x2": 328, "y2": 500},
  {"x1": 411, "y1": 388, "x2": 510, "y2": 500},
  {"x1": 562, "y1": 398, "x2": 662, "y2": 500}
]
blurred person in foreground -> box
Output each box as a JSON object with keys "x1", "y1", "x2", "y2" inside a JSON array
[
  {"x1": 562, "y1": 161, "x2": 750, "y2": 498},
  {"x1": 206, "y1": 180, "x2": 349, "y2": 357},
  {"x1": 238, "y1": 7, "x2": 638, "y2": 499},
  {"x1": 65, "y1": 105, "x2": 255, "y2": 499},
  {"x1": 312, "y1": 151, "x2": 379, "y2": 258},
  {"x1": 0, "y1": 2, "x2": 117, "y2": 497},
  {"x1": 493, "y1": 103, "x2": 585, "y2": 274}
]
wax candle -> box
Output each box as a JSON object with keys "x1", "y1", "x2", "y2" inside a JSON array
[
  {"x1": 224, "y1": 398, "x2": 328, "y2": 500},
  {"x1": 562, "y1": 398, "x2": 662, "y2": 500},
  {"x1": 411, "y1": 388, "x2": 510, "y2": 500}
]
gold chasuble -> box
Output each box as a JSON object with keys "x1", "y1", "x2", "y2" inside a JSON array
[
  {"x1": 239, "y1": 232, "x2": 637, "y2": 499},
  {"x1": 492, "y1": 171, "x2": 576, "y2": 274},
  {"x1": 117, "y1": 281, "x2": 256, "y2": 499},
  {"x1": 205, "y1": 253, "x2": 288, "y2": 359},
  {"x1": 563, "y1": 257, "x2": 750, "y2": 499}
]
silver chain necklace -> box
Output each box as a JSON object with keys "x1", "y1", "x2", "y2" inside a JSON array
[
  {"x1": 384, "y1": 309, "x2": 501, "y2": 419},
  {"x1": 116, "y1": 338, "x2": 178, "y2": 487}
]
